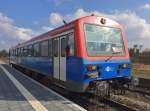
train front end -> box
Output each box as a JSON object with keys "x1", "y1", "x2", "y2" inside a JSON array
[{"x1": 75, "y1": 16, "x2": 131, "y2": 93}]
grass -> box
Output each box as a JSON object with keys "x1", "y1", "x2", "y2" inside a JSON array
[{"x1": 132, "y1": 63, "x2": 150, "y2": 78}]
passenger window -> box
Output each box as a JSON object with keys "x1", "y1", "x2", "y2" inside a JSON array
[
  {"x1": 19, "y1": 48, "x2": 21, "y2": 56},
  {"x1": 49, "y1": 39, "x2": 52, "y2": 57},
  {"x1": 11, "y1": 50, "x2": 13, "y2": 56},
  {"x1": 20, "y1": 48, "x2": 23, "y2": 57},
  {"x1": 13, "y1": 50, "x2": 14, "y2": 56},
  {"x1": 15, "y1": 49, "x2": 17, "y2": 56},
  {"x1": 16, "y1": 49, "x2": 18, "y2": 56},
  {"x1": 61, "y1": 38, "x2": 67, "y2": 57},
  {"x1": 33, "y1": 43, "x2": 40, "y2": 56},
  {"x1": 17, "y1": 48, "x2": 19, "y2": 56},
  {"x1": 26, "y1": 45, "x2": 30, "y2": 56},
  {"x1": 22, "y1": 48, "x2": 24, "y2": 56},
  {"x1": 28, "y1": 45, "x2": 33, "y2": 57},
  {"x1": 14, "y1": 49, "x2": 16, "y2": 56},
  {"x1": 41, "y1": 40, "x2": 48, "y2": 57},
  {"x1": 23, "y1": 47, "x2": 25, "y2": 56},
  {"x1": 67, "y1": 33, "x2": 75, "y2": 56},
  {"x1": 53, "y1": 39, "x2": 58, "y2": 57},
  {"x1": 23, "y1": 46, "x2": 28, "y2": 56}
]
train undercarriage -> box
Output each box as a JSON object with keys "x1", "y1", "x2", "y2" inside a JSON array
[{"x1": 88, "y1": 77, "x2": 139, "y2": 97}]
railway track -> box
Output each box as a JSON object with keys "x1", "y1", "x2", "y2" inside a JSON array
[
  {"x1": 85, "y1": 92, "x2": 139, "y2": 111},
  {"x1": 127, "y1": 87, "x2": 150, "y2": 97},
  {"x1": 101, "y1": 97, "x2": 139, "y2": 111},
  {"x1": 125, "y1": 78, "x2": 150, "y2": 97},
  {"x1": 109, "y1": 94, "x2": 150, "y2": 111}
]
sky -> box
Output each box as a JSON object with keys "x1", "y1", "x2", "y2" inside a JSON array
[{"x1": 0, "y1": 0, "x2": 150, "y2": 50}]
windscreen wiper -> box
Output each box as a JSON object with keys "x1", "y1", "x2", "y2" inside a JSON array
[
  {"x1": 105, "y1": 52, "x2": 121, "y2": 62},
  {"x1": 105, "y1": 54, "x2": 114, "y2": 62}
]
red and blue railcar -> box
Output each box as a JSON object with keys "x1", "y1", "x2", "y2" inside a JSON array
[{"x1": 9, "y1": 16, "x2": 131, "y2": 92}]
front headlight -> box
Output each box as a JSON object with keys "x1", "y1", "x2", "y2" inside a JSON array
[
  {"x1": 87, "y1": 65, "x2": 97, "y2": 71},
  {"x1": 120, "y1": 64, "x2": 129, "y2": 69}
]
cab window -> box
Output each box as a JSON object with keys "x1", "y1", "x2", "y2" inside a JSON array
[{"x1": 67, "y1": 33, "x2": 75, "y2": 56}]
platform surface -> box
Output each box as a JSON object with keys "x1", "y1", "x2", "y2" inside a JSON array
[{"x1": 0, "y1": 61, "x2": 86, "y2": 111}]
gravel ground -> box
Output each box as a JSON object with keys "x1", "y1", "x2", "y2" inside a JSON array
[
  {"x1": 111, "y1": 94, "x2": 150, "y2": 111},
  {"x1": 125, "y1": 91, "x2": 150, "y2": 104}
]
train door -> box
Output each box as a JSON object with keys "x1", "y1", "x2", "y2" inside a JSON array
[
  {"x1": 53, "y1": 38, "x2": 59, "y2": 80},
  {"x1": 60, "y1": 36, "x2": 67, "y2": 81},
  {"x1": 53, "y1": 36, "x2": 67, "y2": 81}
]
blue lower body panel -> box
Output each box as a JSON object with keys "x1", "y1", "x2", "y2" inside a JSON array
[
  {"x1": 10, "y1": 56, "x2": 132, "y2": 92},
  {"x1": 11, "y1": 57, "x2": 53, "y2": 76}
]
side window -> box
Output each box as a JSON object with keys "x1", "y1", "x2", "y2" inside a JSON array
[
  {"x1": 20, "y1": 48, "x2": 22, "y2": 57},
  {"x1": 53, "y1": 39, "x2": 58, "y2": 57},
  {"x1": 41, "y1": 40, "x2": 48, "y2": 57},
  {"x1": 15, "y1": 49, "x2": 17, "y2": 56},
  {"x1": 33, "y1": 43, "x2": 40, "y2": 56},
  {"x1": 23, "y1": 46, "x2": 28, "y2": 56},
  {"x1": 61, "y1": 37, "x2": 67, "y2": 57},
  {"x1": 49, "y1": 39, "x2": 52, "y2": 57},
  {"x1": 21, "y1": 47, "x2": 24, "y2": 57},
  {"x1": 9, "y1": 50, "x2": 11, "y2": 56},
  {"x1": 10, "y1": 50, "x2": 14, "y2": 56},
  {"x1": 13, "y1": 50, "x2": 14, "y2": 56},
  {"x1": 12, "y1": 49, "x2": 15, "y2": 56},
  {"x1": 17, "y1": 48, "x2": 19, "y2": 56},
  {"x1": 26, "y1": 45, "x2": 30, "y2": 56},
  {"x1": 19, "y1": 48, "x2": 21, "y2": 56},
  {"x1": 28, "y1": 45, "x2": 33, "y2": 57},
  {"x1": 23, "y1": 47, "x2": 25, "y2": 56},
  {"x1": 19, "y1": 48, "x2": 22, "y2": 56},
  {"x1": 67, "y1": 33, "x2": 75, "y2": 56},
  {"x1": 14, "y1": 50, "x2": 15, "y2": 56},
  {"x1": 16, "y1": 49, "x2": 18, "y2": 56}
]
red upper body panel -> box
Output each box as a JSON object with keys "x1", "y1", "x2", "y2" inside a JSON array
[{"x1": 10, "y1": 16, "x2": 129, "y2": 60}]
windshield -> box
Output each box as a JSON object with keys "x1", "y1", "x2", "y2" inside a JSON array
[{"x1": 84, "y1": 24, "x2": 125, "y2": 57}]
